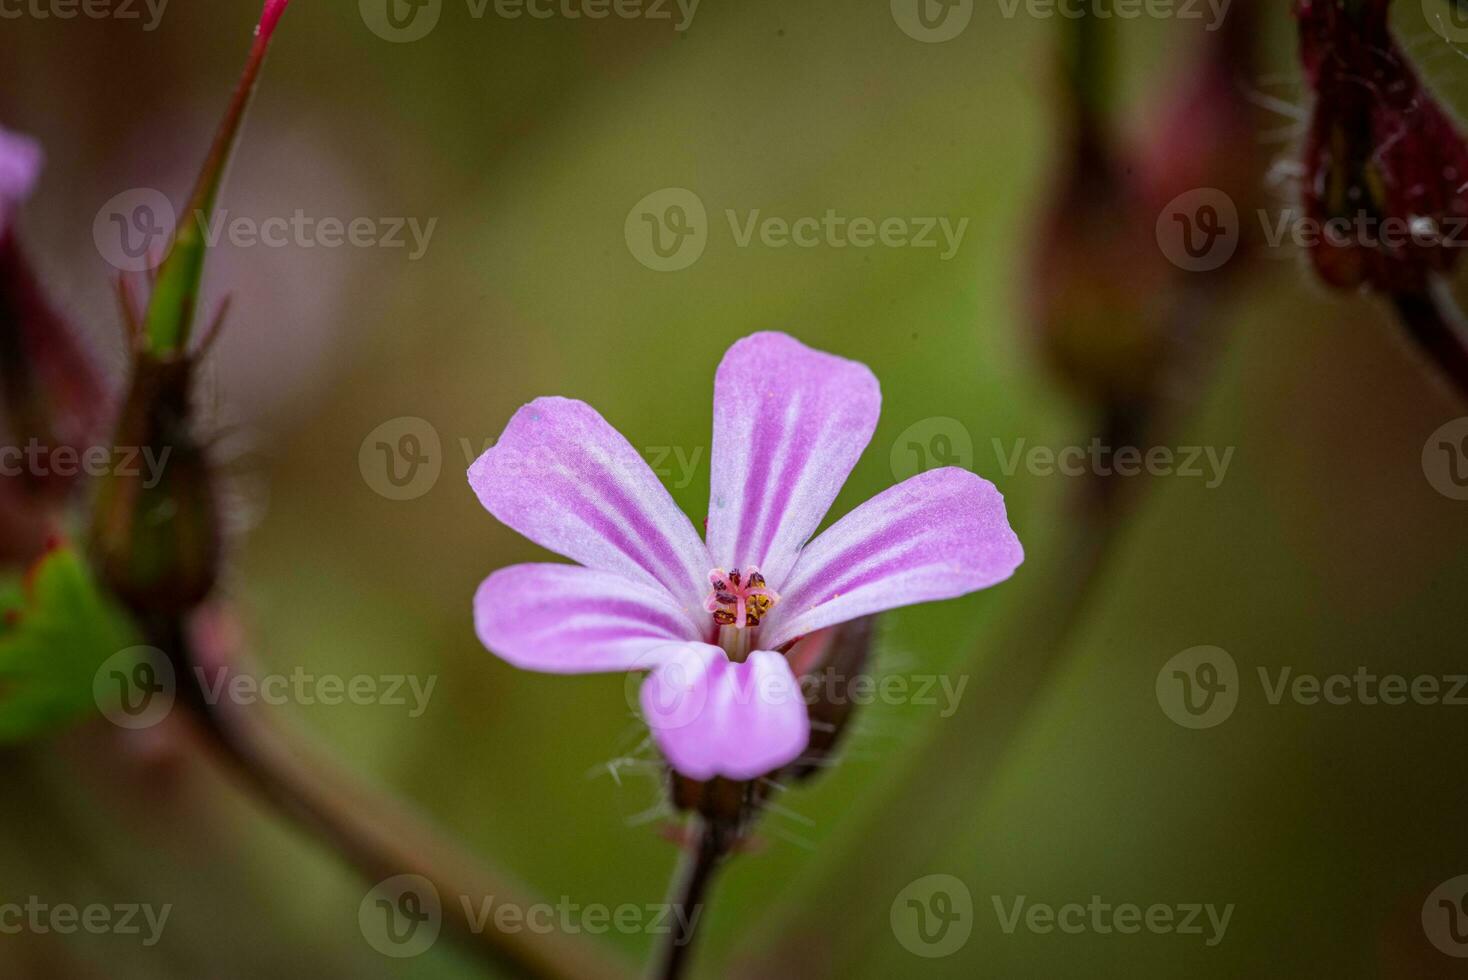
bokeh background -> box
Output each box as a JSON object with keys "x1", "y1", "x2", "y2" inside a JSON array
[{"x1": 4, "y1": 0, "x2": 1468, "y2": 976}]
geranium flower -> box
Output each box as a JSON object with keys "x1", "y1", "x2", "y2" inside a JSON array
[{"x1": 468, "y1": 333, "x2": 1023, "y2": 780}]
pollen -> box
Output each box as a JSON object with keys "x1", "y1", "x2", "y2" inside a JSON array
[{"x1": 705, "y1": 566, "x2": 780, "y2": 630}]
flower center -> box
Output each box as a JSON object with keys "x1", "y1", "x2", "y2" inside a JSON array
[{"x1": 704, "y1": 566, "x2": 780, "y2": 631}]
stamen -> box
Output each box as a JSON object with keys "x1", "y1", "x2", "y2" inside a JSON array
[{"x1": 704, "y1": 566, "x2": 780, "y2": 630}]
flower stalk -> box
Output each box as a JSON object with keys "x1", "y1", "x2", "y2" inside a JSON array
[{"x1": 651, "y1": 816, "x2": 730, "y2": 980}]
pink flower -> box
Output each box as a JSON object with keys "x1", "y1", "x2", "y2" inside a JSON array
[
  {"x1": 0, "y1": 125, "x2": 42, "y2": 237},
  {"x1": 468, "y1": 333, "x2": 1023, "y2": 780}
]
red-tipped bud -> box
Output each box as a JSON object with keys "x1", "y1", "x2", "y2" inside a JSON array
[{"x1": 1295, "y1": 0, "x2": 1468, "y2": 292}]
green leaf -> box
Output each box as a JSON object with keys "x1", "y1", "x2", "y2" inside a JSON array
[{"x1": 0, "y1": 547, "x2": 138, "y2": 742}]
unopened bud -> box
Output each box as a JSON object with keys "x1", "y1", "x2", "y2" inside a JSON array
[
  {"x1": 786, "y1": 615, "x2": 878, "y2": 783},
  {"x1": 1030, "y1": 151, "x2": 1175, "y2": 410},
  {"x1": 90, "y1": 354, "x2": 219, "y2": 616},
  {"x1": 0, "y1": 125, "x2": 107, "y2": 561},
  {"x1": 1295, "y1": 0, "x2": 1468, "y2": 292}
]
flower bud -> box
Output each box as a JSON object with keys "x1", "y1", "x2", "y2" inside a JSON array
[
  {"x1": 0, "y1": 125, "x2": 107, "y2": 561},
  {"x1": 786, "y1": 615, "x2": 878, "y2": 783},
  {"x1": 1295, "y1": 0, "x2": 1468, "y2": 292},
  {"x1": 1028, "y1": 14, "x2": 1176, "y2": 413},
  {"x1": 1140, "y1": 0, "x2": 1264, "y2": 225},
  {"x1": 0, "y1": 237, "x2": 109, "y2": 489},
  {"x1": 88, "y1": 0, "x2": 293, "y2": 610},
  {"x1": 1030, "y1": 144, "x2": 1175, "y2": 411},
  {"x1": 90, "y1": 354, "x2": 219, "y2": 616}
]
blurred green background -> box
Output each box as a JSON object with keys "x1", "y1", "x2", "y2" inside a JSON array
[{"x1": 4, "y1": 1, "x2": 1468, "y2": 976}]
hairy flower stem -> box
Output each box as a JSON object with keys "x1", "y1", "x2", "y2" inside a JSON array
[
  {"x1": 1388, "y1": 279, "x2": 1468, "y2": 403},
  {"x1": 146, "y1": 616, "x2": 629, "y2": 980},
  {"x1": 652, "y1": 815, "x2": 730, "y2": 980}
]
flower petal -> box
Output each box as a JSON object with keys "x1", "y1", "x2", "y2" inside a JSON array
[
  {"x1": 759, "y1": 467, "x2": 1023, "y2": 649},
  {"x1": 640, "y1": 645, "x2": 810, "y2": 780},
  {"x1": 469, "y1": 397, "x2": 711, "y2": 612},
  {"x1": 706, "y1": 332, "x2": 881, "y2": 587},
  {"x1": 475, "y1": 563, "x2": 702, "y2": 674}
]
